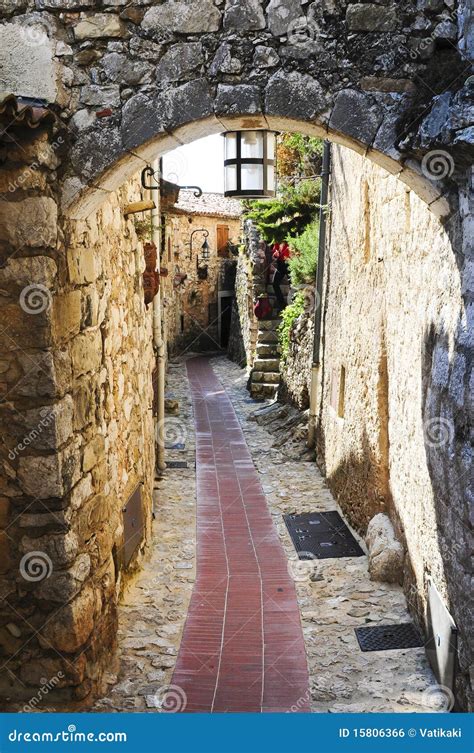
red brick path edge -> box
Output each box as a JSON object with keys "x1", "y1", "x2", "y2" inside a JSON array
[{"x1": 167, "y1": 358, "x2": 310, "y2": 713}]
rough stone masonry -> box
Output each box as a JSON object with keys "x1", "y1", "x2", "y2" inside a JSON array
[{"x1": 0, "y1": 0, "x2": 472, "y2": 708}]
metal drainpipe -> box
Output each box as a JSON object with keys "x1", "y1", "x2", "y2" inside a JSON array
[
  {"x1": 150, "y1": 157, "x2": 166, "y2": 472},
  {"x1": 307, "y1": 140, "x2": 331, "y2": 449}
]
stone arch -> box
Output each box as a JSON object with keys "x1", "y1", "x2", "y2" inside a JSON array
[{"x1": 66, "y1": 108, "x2": 456, "y2": 222}]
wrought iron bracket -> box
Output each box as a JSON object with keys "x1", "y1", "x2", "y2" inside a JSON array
[
  {"x1": 188, "y1": 228, "x2": 209, "y2": 260},
  {"x1": 141, "y1": 166, "x2": 158, "y2": 190},
  {"x1": 141, "y1": 166, "x2": 203, "y2": 197},
  {"x1": 179, "y1": 185, "x2": 203, "y2": 198}
]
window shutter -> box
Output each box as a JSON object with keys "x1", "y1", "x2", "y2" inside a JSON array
[{"x1": 217, "y1": 225, "x2": 229, "y2": 257}]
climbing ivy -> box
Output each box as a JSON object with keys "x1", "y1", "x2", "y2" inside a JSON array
[{"x1": 278, "y1": 292, "x2": 306, "y2": 363}]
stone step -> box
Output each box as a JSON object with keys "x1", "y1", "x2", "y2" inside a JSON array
[
  {"x1": 251, "y1": 371, "x2": 280, "y2": 384},
  {"x1": 250, "y1": 382, "x2": 279, "y2": 399},
  {"x1": 253, "y1": 358, "x2": 280, "y2": 372},
  {"x1": 258, "y1": 330, "x2": 279, "y2": 344},
  {"x1": 256, "y1": 343, "x2": 280, "y2": 357},
  {"x1": 258, "y1": 319, "x2": 281, "y2": 332}
]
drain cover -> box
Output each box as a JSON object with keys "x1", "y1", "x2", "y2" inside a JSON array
[
  {"x1": 166, "y1": 460, "x2": 188, "y2": 469},
  {"x1": 355, "y1": 623, "x2": 424, "y2": 652},
  {"x1": 284, "y1": 511, "x2": 365, "y2": 559}
]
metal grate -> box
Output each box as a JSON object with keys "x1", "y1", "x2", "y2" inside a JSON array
[
  {"x1": 166, "y1": 460, "x2": 188, "y2": 469},
  {"x1": 284, "y1": 511, "x2": 365, "y2": 559},
  {"x1": 355, "y1": 623, "x2": 424, "y2": 652}
]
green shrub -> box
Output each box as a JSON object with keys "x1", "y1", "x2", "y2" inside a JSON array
[
  {"x1": 287, "y1": 220, "x2": 319, "y2": 286},
  {"x1": 243, "y1": 179, "x2": 321, "y2": 245},
  {"x1": 278, "y1": 292, "x2": 306, "y2": 362}
]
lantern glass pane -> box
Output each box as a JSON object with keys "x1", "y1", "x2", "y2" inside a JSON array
[
  {"x1": 225, "y1": 132, "x2": 237, "y2": 159},
  {"x1": 241, "y1": 131, "x2": 263, "y2": 159},
  {"x1": 225, "y1": 164, "x2": 237, "y2": 192},
  {"x1": 267, "y1": 164, "x2": 275, "y2": 192},
  {"x1": 242, "y1": 164, "x2": 263, "y2": 191},
  {"x1": 267, "y1": 132, "x2": 276, "y2": 160}
]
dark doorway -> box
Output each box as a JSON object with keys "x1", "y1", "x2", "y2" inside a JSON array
[{"x1": 219, "y1": 295, "x2": 233, "y2": 348}]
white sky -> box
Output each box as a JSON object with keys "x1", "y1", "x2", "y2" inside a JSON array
[{"x1": 162, "y1": 134, "x2": 224, "y2": 194}]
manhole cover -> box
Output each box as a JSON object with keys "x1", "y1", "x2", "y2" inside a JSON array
[
  {"x1": 355, "y1": 623, "x2": 424, "y2": 652},
  {"x1": 284, "y1": 511, "x2": 365, "y2": 559},
  {"x1": 166, "y1": 461, "x2": 188, "y2": 469}
]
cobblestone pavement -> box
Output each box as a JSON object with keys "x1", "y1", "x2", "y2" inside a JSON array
[{"x1": 95, "y1": 355, "x2": 436, "y2": 713}]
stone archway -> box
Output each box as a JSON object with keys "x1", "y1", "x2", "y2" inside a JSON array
[
  {"x1": 0, "y1": 0, "x2": 471, "y2": 218},
  {"x1": 0, "y1": 0, "x2": 472, "y2": 707}
]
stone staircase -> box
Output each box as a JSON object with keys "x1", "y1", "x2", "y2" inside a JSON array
[
  {"x1": 237, "y1": 221, "x2": 290, "y2": 400},
  {"x1": 249, "y1": 315, "x2": 282, "y2": 400}
]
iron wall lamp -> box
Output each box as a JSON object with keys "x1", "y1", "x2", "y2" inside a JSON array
[{"x1": 189, "y1": 229, "x2": 210, "y2": 261}]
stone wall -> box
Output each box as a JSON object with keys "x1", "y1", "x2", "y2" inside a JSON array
[
  {"x1": 162, "y1": 211, "x2": 241, "y2": 356},
  {"x1": 277, "y1": 146, "x2": 472, "y2": 707},
  {"x1": 228, "y1": 221, "x2": 261, "y2": 369},
  {"x1": 289, "y1": 144, "x2": 471, "y2": 709},
  {"x1": 0, "y1": 130, "x2": 155, "y2": 704},
  {"x1": 279, "y1": 286, "x2": 315, "y2": 410}
]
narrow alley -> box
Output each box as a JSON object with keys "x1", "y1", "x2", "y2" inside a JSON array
[
  {"x1": 93, "y1": 356, "x2": 436, "y2": 714},
  {"x1": 0, "y1": 3, "x2": 471, "y2": 734}
]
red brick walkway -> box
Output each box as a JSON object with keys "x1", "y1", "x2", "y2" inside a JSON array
[{"x1": 168, "y1": 357, "x2": 310, "y2": 713}]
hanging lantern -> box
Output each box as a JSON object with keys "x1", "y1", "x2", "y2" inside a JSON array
[{"x1": 223, "y1": 130, "x2": 278, "y2": 199}]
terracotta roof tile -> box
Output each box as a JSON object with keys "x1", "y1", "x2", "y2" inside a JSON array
[
  {"x1": 0, "y1": 94, "x2": 54, "y2": 131},
  {"x1": 171, "y1": 190, "x2": 242, "y2": 219}
]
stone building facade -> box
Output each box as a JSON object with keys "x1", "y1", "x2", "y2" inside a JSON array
[
  {"x1": 161, "y1": 191, "x2": 242, "y2": 355},
  {"x1": 0, "y1": 0, "x2": 471, "y2": 709}
]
